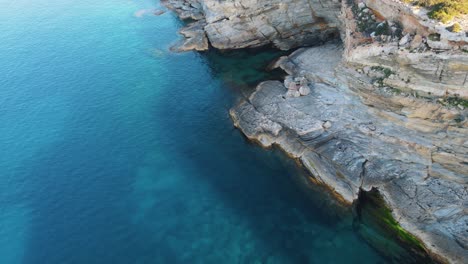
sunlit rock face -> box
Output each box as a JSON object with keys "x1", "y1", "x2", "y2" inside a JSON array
[
  {"x1": 342, "y1": 0, "x2": 468, "y2": 100},
  {"x1": 163, "y1": 0, "x2": 342, "y2": 50},
  {"x1": 202, "y1": 0, "x2": 342, "y2": 50},
  {"x1": 231, "y1": 42, "x2": 468, "y2": 264},
  {"x1": 165, "y1": 0, "x2": 468, "y2": 263},
  {"x1": 229, "y1": 1, "x2": 467, "y2": 262}
]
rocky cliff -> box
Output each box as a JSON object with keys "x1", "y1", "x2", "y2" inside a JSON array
[
  {"x1": 165, "y1": 0, "x2": 468, "y2": 263},
  {"x1": 163, "y1": 0, "x2": 342, "y2": 51}
]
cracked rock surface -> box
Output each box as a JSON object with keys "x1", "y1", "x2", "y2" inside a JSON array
[
  {"x1": 164, "y1": 0, "x2": 468, "y2": 262},
  {"x1": 231, "y1": 44, "x2": 468, "y2": 263},
  {"x1": 163, "y1": 0, "x2": 342, "y2": 50}
]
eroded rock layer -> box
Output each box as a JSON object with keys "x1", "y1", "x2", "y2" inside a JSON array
[
  {"x1": 163, "y1": 0, "x2": 342, "y2": 50},
  {"x1": 165, "y1": 0, "x2": 468, "y2": 263},
  {"x1": 231, "y1": 44, "x2": 467, "y2": 263}
]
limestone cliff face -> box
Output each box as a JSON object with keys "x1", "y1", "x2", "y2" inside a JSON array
[
  {"x1": 202, "y1": 0, "x2": 341, "y2": 50},
  {"x1": 342, "y1": 0, "x2": 468, "y2": 100},
  {"x1": 232, "y1": 43, "x2": 468, "y2": 264},
  {"x1": 165, "y1": 0, "x2": 468, "y2": 263},
  {"x1": 163, "y1": 0, "x2": 342, "y2": 50}
]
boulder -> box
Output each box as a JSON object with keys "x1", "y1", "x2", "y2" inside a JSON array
[
  {"x1": 286, "y1": 89, "x2": 301, "y2": 97},
  {"x1": 399, "y1": 33, "x2": 411, "y2": 46},
  {"x1": 288, "y1": 82, "x2": 298, "y2": 91},
  {"x1": 322, "y1": 120, "x2": 332, "y2": 129},
  {"x1": 299, "y1": 85, "x2": 311, "y2": 96},
  {"x1": 284, "y1": 76, "x2": 294, "y2": 89}
]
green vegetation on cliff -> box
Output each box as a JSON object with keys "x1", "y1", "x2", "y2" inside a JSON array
[
  {"x1": 450, "y1": 22, "x2": 463, "y2": 33},
  {"x1": 403, "y1": 0, "x2": 468, "y2": 23},
  {"x1": 355, "y1": 188, "x2": 435, "y2": 263}
]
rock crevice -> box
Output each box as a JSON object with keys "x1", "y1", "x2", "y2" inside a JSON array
[
  {"x1": 163, "y1": 0, "x2": 342, "y2": 51},
  {"x1": 230, "y1": 42, "x2": 467, "y2": 263},
  {"x1": 165, "y1": 0, "x2": 468, "y2": 263}
]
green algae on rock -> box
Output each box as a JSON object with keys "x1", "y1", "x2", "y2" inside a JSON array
[
  {"x1": 166, "y1": 0, "x2": 468, "y2": 263},
  {"x1": 354, "y1": 188, "x2": 437, "y2": 263}
]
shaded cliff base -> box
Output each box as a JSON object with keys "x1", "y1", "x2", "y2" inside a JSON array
[
  {"x1": 162, "y1": 0, "x2": 342, "y2": 52},
  {"x1": 354, "y1": 188, "x2": 441, "y2": 263},
  {"x1": 258, "y1": 143, "x2": 441, "y2": 263},
  {"x1": 163, "y1": 0, "x2": 467, "y2": 263},
  {"x1": 229, "y1": 43, "x2": 467, "y2": 263}
]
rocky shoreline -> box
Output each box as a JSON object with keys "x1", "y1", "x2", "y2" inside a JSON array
[
  {"x1": 163, "y1": 0, "x2": 468, "y2": 263},
  {"x1": 230, "y1": 43, "x2": 467, "y2": 263}
]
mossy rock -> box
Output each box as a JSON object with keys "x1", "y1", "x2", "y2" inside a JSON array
[{"x1": 354, "y1": 188, "x2": 437, "y2": 263}]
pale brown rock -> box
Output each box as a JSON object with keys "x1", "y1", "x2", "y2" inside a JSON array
[
  {"x1": 232, "y1": 43, "x2": 468, "y2": 264},
  {"x1": 165, "y1": 0, "x2": 468, "y2": 262},
  {"x1": 164, "y1": 0, "x2": 342, "y2": 50},
  {"x1": 171, "y1": 20, "x2": 209, "y2": 52}
]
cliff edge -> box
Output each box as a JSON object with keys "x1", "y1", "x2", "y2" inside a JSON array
[{"x1": 165, "y1": 0, "x2": 467, "y2": 263}]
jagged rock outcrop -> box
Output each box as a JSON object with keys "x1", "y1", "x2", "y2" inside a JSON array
[
  {"x1": 342, "y1": 0, "x2": 468, "y2": 101},
  {"x1": 163, "y1": 0, "x2": 342, "y2": 50},
  {"x1": 171, "y1": 20, "x2": 209, "y2": 52},
  {"x1": 231, "y1": 43, "x2": 468, "y2": 264},
  {"x1": 165, "y1": 0, "x2": 468, "y2": 263},
  {"x1": 229, "y1": 1, "x2": 467, "y2": 262}
]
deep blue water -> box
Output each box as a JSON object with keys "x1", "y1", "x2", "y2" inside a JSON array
[{"x1": 0, "y1": 0, "x2": 386, "y2": 263}]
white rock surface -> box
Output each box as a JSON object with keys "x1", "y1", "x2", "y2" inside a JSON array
[
  {"x1": 164, "y1": 0, "x2": 342, "y2": 50},
  {"x1": 231, "y1": 44, "x2": 468, "y2": 264},
  {"x1": 299, "y1": 85, "x2": 311, "y2": 96}
]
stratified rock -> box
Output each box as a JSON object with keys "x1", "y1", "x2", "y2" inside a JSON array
[
  {"x1": 165, "y1": 0, "x2": 342, "y2": 50},
  {"x1": 162, "y1": 0, "x2": 204, "y2": 20},
  {"x1": 203, "y1": 0, "x2": 341, "y2": 50},
  {"x1": 231, "y1": 43, "x2": 468, "y2": 264},
  {"x1": 164, "y1": 0, "x2": 468, "y2": 262}
]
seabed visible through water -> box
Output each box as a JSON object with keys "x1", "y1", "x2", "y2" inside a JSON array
[{"x1": 0, "y1": 0, "x2": 435, "y2": 263}]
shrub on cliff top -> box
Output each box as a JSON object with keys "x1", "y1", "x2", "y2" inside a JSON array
[
  {"x1": 403, "y1": 0, "x2": 468, "y2": 23},
  {"x1": 450, "y1": 22, "x2": 463, "y2": 33}
]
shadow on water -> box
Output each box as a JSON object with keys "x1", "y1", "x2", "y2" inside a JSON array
[
  {"x1": 354, "y1": 188, "x2": 438, "y2": 264},
  {"x1": 21, "y1": 33, "x2": 427, "y2": 264},
  {"x1": 19, "y1": 51, "x2": 377, "y2": 264},
  {"x1": 185, "y1": 42, "x2": 437, "y2": 264},
  {"x1": 144, "y1": 48, "x2": 383, "y2": 263},
  {"x1": 16, "y1": 3, "x2": 434, "y2": 264}
]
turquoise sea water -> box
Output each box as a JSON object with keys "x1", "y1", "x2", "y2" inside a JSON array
[{"x1": 0, "y1": 0, "x2": 389, "y2": 263}]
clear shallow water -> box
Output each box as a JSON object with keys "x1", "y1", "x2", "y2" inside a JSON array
[{"x1": 0, "y1": 0, "x2": 387, "y2": 263}]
